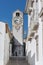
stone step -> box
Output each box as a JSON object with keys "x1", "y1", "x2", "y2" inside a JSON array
[
  {"x1": 10, "y1": 56, "x2": 26, "y2": 60},
  {"x1": 7, "y1": 58, "x2": 30, "y2": 65}
]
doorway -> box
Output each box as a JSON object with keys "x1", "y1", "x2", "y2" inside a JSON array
[{"x1": 23, "y1": 42, "x2": 26, "y2": 56}]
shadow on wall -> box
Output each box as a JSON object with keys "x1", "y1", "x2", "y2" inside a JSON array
[{"x1": 28, "y1": 51, "x2": 35, "y2": 65}]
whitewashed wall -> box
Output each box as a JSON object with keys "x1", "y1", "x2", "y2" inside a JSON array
[
  {"x1": 31, "y1": 39, "x2": 36, "y2": 65},
  {"x1": 26, "y1": 41, "x2": 31, "y2": 65},
  {"x1": 4, "y1": 33, "x2": 10, "y2": 65},
  {"x1": 0, "y1": 22, "x2": 5, "y2": 65},
  {"x1": 35, "y1": 17, "x2": 43, "y2": 65},
  {"x1": 26, "y1": 39, "x2": 36, "y2": 65},
  {"x1": 27, "y1": 18, "x2": 43, "y2": 65},
  {"x1": 0, "y1": 22, "x2": 10, "y2": 65},
  {"x1": 9, "y1": 44, "x2": 12, "y2": 57}
]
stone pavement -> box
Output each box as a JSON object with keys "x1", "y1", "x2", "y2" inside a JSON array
[{"x1": 7, "y1": 56, "x2": 30, "y2": 65}]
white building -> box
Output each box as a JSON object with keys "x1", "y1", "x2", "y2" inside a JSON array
[
  {"x1": 25, "y1": 0, "x2": 43, "y2": 65},
  {"x1": 0, "y1": 22, "x2": 10, "y2": 65}
]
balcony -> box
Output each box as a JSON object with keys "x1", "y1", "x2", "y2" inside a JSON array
[
  {"x1": 28, "y1": 7, "x2": 33, "y2": 15},
  {"x1": 28, "y1": 31, "x2": 35, "y2": 41},
  {"x1": 25, "y1": 6, "x2": 33, "y2": 14},
  {"x1": 25, "y1": 0, "x2": 34, "y2": 14},
  {"x1": 28, "y1": 0, "x2": 34, "y2": 14},
  {"x1": 30, "y1": 21, "x2": 39, "y2": 31},
  {"x1": 28, "y1": 37, "x2": 32, "y2": 41}
]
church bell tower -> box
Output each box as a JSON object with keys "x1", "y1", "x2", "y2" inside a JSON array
[{"x1": 12, "y1": 10, "x2": 23, "y2": 45}]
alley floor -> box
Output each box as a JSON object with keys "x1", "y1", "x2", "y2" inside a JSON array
[{"x1": 7, "y1": 56, "x2": 30, "y2": 65}]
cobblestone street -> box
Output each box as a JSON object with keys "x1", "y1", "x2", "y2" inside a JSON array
[{"x1": 7, "y1": 57, "x2": 30, "y2": 65}]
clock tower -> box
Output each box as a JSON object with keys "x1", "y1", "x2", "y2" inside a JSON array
[{"x1": 12, "y1": 10, "x2": 23, "y2": 45}]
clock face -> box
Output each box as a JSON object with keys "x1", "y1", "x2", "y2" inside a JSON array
[
  {"x1": 13, "y1": 17, "x2": 23, "y2": 31},
  {"x1": 14, "y1": 17, "x2": 23, "y2": 25},
  {"x1": 14, "y1": 18, "x2": 20, "y2": 24}
]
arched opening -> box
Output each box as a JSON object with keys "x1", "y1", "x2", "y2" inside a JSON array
[{"x1": 10, "y1": 35, "x2": 26, "y2": 57}]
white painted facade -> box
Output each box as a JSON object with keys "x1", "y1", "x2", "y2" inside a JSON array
[
  {"x1": 0, "y1": 22, "x2": 10, "y2": 65},
  {"x1": 12, "y1": 10, "x2": 23, "y2": 45},
  {"x1": 4, "y1": 33, "x2": 10, "y2": 65},
  {"x1": 0, "y1": 22, "x2": 5, "y2": 65},
  {"x1": 25, "y1": 0, "x2": 43, "y2": 65}
]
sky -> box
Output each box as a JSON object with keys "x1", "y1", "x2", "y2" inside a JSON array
[
  {"x1": 23, "y1": 14, "x2": 28, "y2": 38},
  {"x1": 0, "y1": 0, "x2": 28, "y2": 38}
]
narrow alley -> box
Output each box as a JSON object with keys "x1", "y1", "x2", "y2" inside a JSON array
[{"x1": 7, "y1": 57, "x2": 30, "y2": 65}]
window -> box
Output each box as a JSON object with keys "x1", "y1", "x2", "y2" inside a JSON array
[{"x1": 16, "y1": 12, "x2": 20, "y2": 17}]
